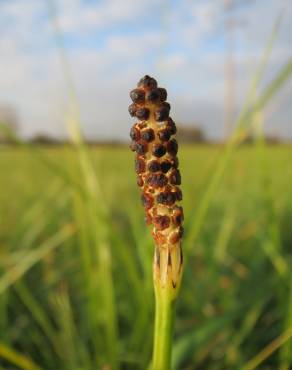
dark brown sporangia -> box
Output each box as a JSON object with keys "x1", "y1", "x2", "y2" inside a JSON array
[{"x1": 129, "y1": 75, "x2": 183, "y2": 286}]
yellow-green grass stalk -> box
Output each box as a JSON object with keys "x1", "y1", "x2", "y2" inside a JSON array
[{"x1": 128, "y1": 76, "x2": 183, "y2": 369}]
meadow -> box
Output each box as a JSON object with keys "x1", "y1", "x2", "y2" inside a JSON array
[{"x1": 0, "y1": 144, "x2": 291, "y2": 370}]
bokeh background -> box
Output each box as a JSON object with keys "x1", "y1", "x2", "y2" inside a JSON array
[
  {"x1": 0, "y1": 0, "x2": 292, "y2": 369},
  {"x1": 1, "y1": 0, "x2": 291, "y2": 142}
]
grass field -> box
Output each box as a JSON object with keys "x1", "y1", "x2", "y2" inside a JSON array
[{"x1": 0, "y1": 144, "x2": 291, "y2": 370}]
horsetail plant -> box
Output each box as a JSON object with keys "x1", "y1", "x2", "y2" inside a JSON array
[{"x1": 129, "y1": 75, "x2": 184, "y2": 370}]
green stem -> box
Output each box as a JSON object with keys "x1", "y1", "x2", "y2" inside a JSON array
[{"x1": 153, "y1": 284, "x2": 177, "y2": 370}]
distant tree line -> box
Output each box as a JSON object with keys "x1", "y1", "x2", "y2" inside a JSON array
[
  {"x1": 25, "y1": 125, "x2": 207, "y2": 145},
  {"x1": 0, "y1": 116, "x2": 284, "y2": 146},
  {"x1": 176, "y1": 125, "x2": 206, "y2": 143},
  {"x1": 240, "y1": 133, "x2": 281, "y2": 145},
  {"x1": 0, "y1": 104, "x2": 18, "y2": 143}
]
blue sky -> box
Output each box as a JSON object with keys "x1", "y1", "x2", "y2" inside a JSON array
[{"x1": 0, "y1": 0, "x2": 291, "y2": 140}]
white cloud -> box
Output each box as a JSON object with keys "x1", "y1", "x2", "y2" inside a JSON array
[
  {"x1": 56, "y1": 0, "x2": 163, "y2": 34},
  {"x1": 0, "y1": 0, "x2": 291, "y2": 140},
  {"x1": 159, "y1": 54, "x2": 188, "y2": 71}
]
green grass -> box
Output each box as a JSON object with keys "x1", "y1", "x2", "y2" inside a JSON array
[{"x1": 0, "y1": 144, "x2": 292, "y2": 369}]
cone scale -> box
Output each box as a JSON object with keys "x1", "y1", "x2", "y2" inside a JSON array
[{"x1": 129, "y1": 75, "x2": 184, "y2": 370}]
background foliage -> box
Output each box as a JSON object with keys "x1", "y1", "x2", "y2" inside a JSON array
[{"x1": 0, "y1": 142, "x2": 292, "y2": 369}]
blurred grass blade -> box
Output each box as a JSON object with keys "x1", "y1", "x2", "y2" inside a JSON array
[
  {"x1": 235, "y1": 12, "x2": 283, "y2": 129},
  {"x1": 279, "y1": 280, "x2": 292, "y2": 370},
  {"x1": 254, "y1": 59, "x2": 292, "y2": 113},
  {"x1": 254, "y1": 118, "x2": 289, "y2": 278},
  {"x1": 0, "y1": 123, "x2": 85, "y2": 195},
  {"x1": 0, "y1": 343, "x2": 42, "y2": 370},
  {"x1": 0, "y1": 224, "x2": 75, "y2": 294},
  {"x1": 47, "y1": 1, "x2": 119, "y2": 367},
  {"x1": 14, "y1": 281, "x2": 59, "y2": 357},
  {"x1": 10, "y1": 181, "x2": 67, "y2": 249},
  {"x1": 226, "y1": 301, "x2": 266, "y2": 366},
  {"x1": 51, "y1": 283, "x2": 91, "y2": 368},
  {"x1": 214, "y1": 206, "x2": 235, "y2": 262},
  {"x1": 172, "y1": 315, "x2": 234, "y2": 370},
  {"x1": 185, "y1": 13, "x2": 285, "y2": 249},
  {"x1": 186, "y1": 46, "x2": 292, "y2": 251},
  {"x1": 241, "y1": 328, "x2": 292, "y2": 370}
]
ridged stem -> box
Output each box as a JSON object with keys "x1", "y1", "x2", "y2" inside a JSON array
[{"x1": 152, "y1": 271, "x2": 177, "y2": 370}]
